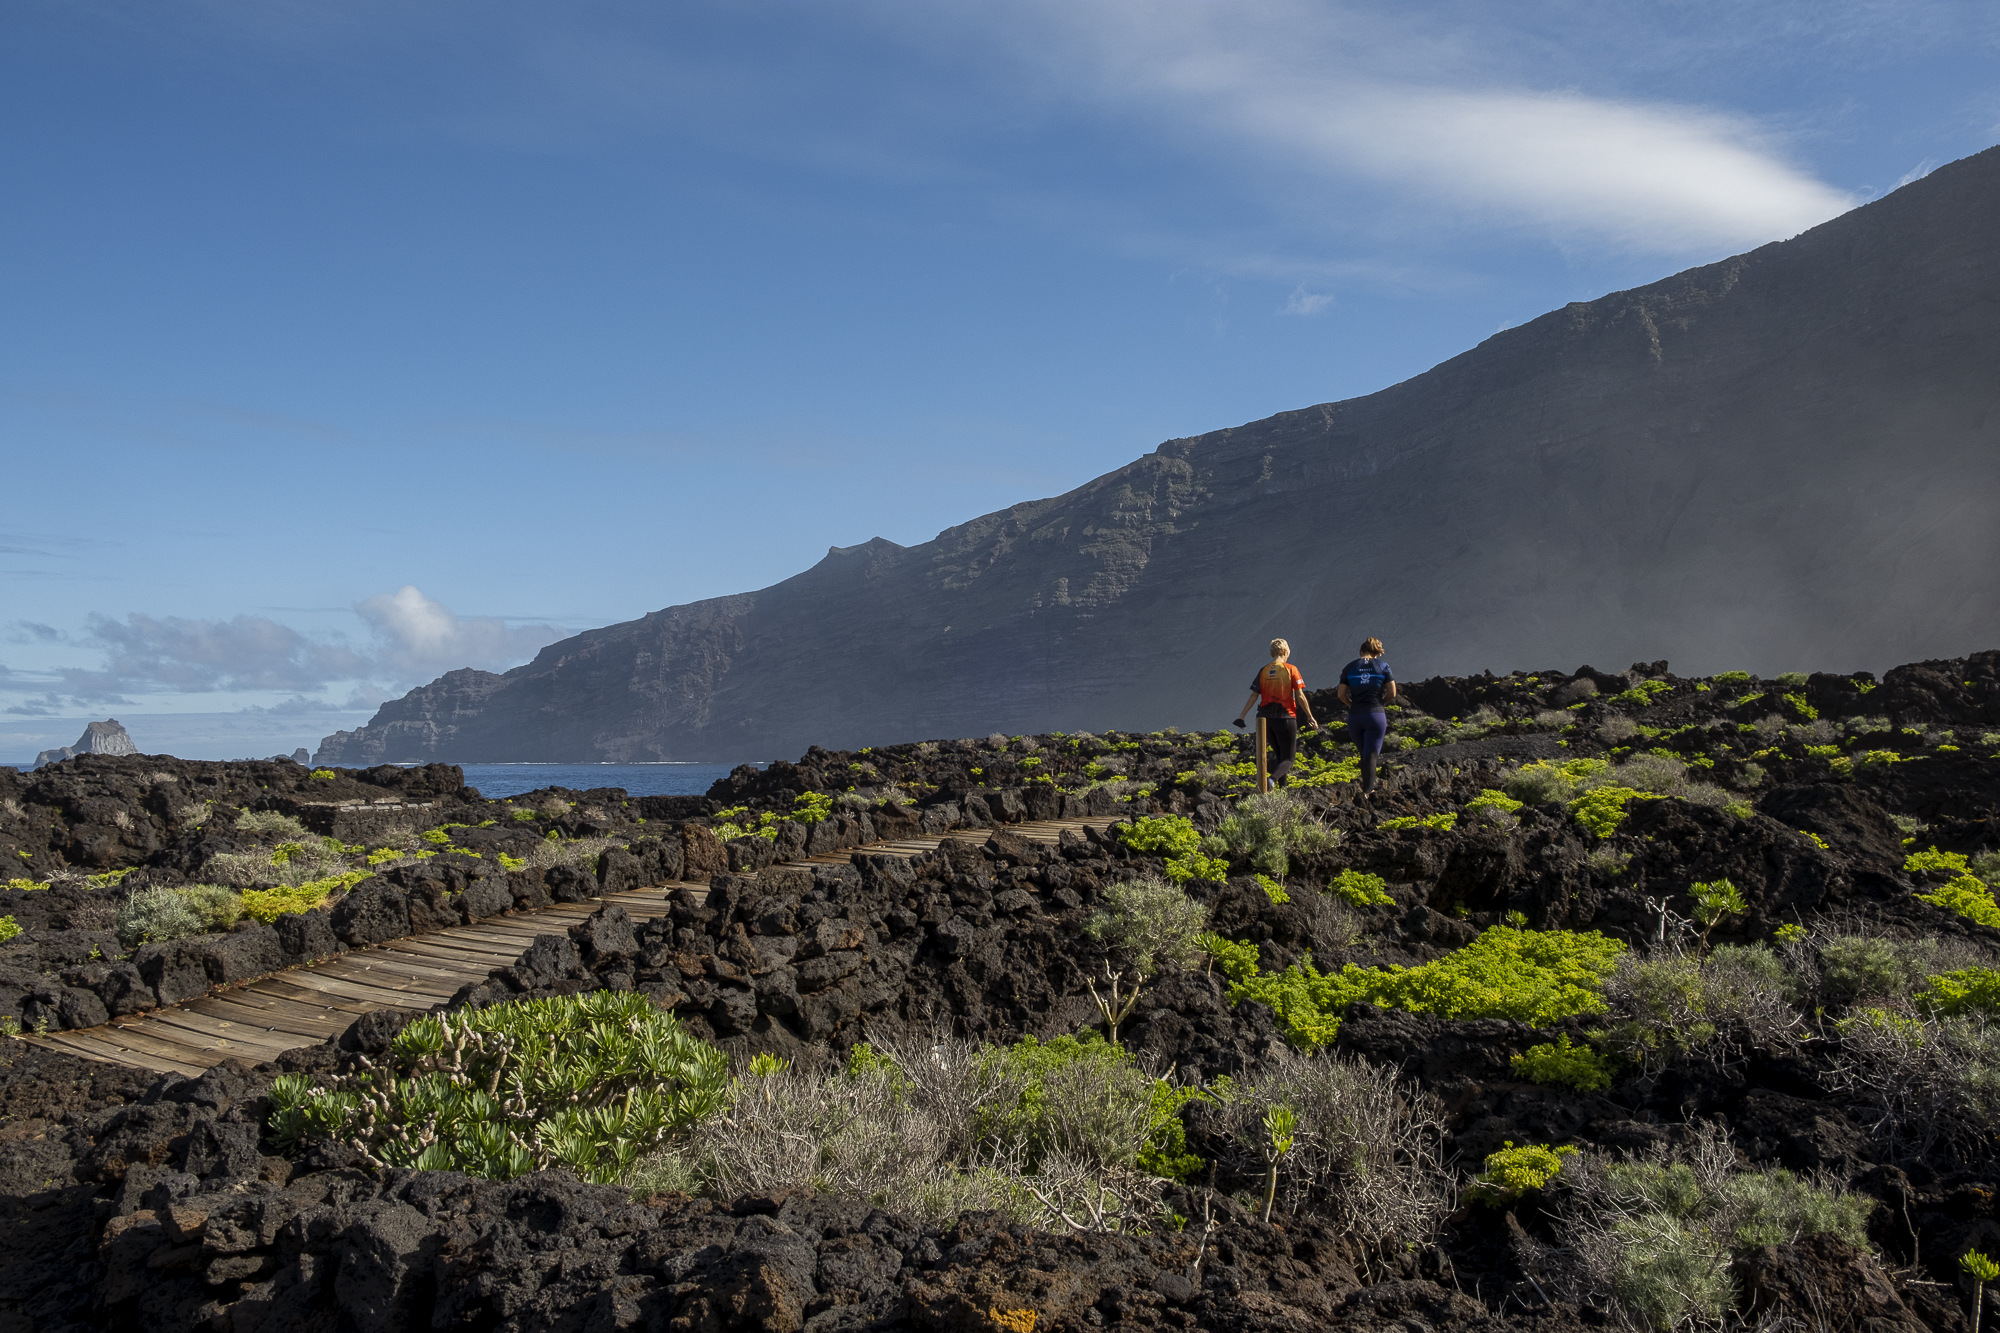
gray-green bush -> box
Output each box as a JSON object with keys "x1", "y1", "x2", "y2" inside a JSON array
[
  {"x1": 115, "y1": 887, "x2": 208, "y2": 948},
  {"x1": 234, "y1": 809, "x2": 311, "y2": 839},
  {"x1": 1555, "y1": 1125, "x2": 1873, "y2": 1331},
  {"x1": 1083, "y1": 875, "x2": 1208, "y2": 977},
  {"x1": 1203, "y1": 790, "x2": 1338, "y2": 879},
  {"x1": 629, "y1": 1034, "x2": 1183, "y2": 1233}
]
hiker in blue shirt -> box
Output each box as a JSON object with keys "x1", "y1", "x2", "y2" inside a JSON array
[{"x1": 1337, "y1": 638, "x2": 1397, "y2": 796}]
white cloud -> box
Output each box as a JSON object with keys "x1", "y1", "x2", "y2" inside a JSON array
[
  {"x1": 933, "y1": 0, "x2": 1856, "y2": 255},
  {"x1": 355, "y1": 585, "x2": 564, "y2": 679}
]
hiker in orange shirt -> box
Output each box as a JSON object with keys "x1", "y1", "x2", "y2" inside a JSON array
[{"x1": 1233, "y1": 639, "x2": 1319, "y2": 786}]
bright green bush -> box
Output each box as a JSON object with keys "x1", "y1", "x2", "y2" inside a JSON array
[
  {"x1": 1784, "y1": 692, "x2": 1818, "y2": 720},
  {"x1": 1918, "y1": 875, "x2": 2000, "y2": 928},
  {"x1": 1570, "y1": 786, "x2": 1665, "y2": 837},
  {"x1": 1512, "y1": 1035, "x2": 1614, "y2": 1092},
  {"x1": 1713, "y1": 671, "x2": 1752, "y2": 684},
  {"x1": 1611, "y1": 680, "x2": 1674, "y2": 708},
  {"x1": 269, "y1": 991, "x2": 728, "y2": 1183},
  {"x1": 310, "y1": 768, "x2": 336, "y2": 779},
  {"x1": 1505, "y1": 757, "x2": 1610, "y2": 806},
  {"x1": 1255, "y1": 874, "x2": 1291, "y2": 905},
  {"x1": 1465, "y1": 789, "x2": 1524, "y2": 816},
  {"x1": 510, "y1": 808, "x2": 539, "y2": 822},
  {"x1": 1471, "y1": 1141, "x2": 1575, "y2": 1203},
  {"x1": 1918, "y1": 968, "x2": 2000, "y2": 1018},
  {"x1": 1907, "y1": 845, "x2": 1972, "y2": 875},
  {"x1": 0, "y1": 917, "x2": 18, "y2": 944},
  {"x1": 1163, "y1": 849, "x2": 1231, "y2": 885},
  {"x1": 1117, "y1": 815, "x2": 1203, "y2": 859},
  {"x1": 1379, "y1": 812, "x2": 1457, "y2": 832},
  {"x1": 1328, "y1": 869, "x2": 1393, "y2": 906},
  {"x1": 1219, "y1": 927, "x2": 1625, "y2": 1050}
]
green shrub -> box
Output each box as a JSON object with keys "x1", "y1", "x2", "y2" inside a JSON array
[
  {"x1": 1328, "y1": 869, "x2": 1393, "y2": 906},
  {"x1": 269, "y1": 991, "x2": 727, "y2": 1183},
  {"x1": 1163, "y1": 849, "x2": 1230, "y2": 885},
  {"x1": 1558, "y1": 1130, "x2": 1874, "y2": 1332},
  {"x1": 1220, "y1": 927, "x2": 1625, "y2": 1049},
  {"x1": 1918, "y1": 875, "x2": 2000, "y2": 928},
  {"x1": 1254, "y1": 874, "x2": 1291, "y2": 905},
  {"x1": 1465, "y1": 789, "x2": 1524, "y2": 816},
  {"x1": 1513, "y1": 1035, "x2": 1613, "y2": 1091},
  {"x1": 1083, "y1": 875, "x2": 1208, "y2": 977},
  {"x1": 1571, "y1": 786, "x2": 1665, "y2": 837},
  {"x1": 1774, "y1": 671, "x2": 1810, "y2": 689},
  {"x1": 116, "y1": 888, "x2": 212, "y2": 948},
  {"x1": 510, "y1": 808, "x2": 539, "y2": 822},
  {"x1": 0, "y1": 917, "x2": 18, "y2": 944},
  {"x1": 235, "y1": 809, "x2": 310, "y2": 839},
  {"x1": 1611, "y1": 680, "x2": 1673, "y2": 708},
  {"x1": 1379, "y1": 812, "x2": 1457, "y2": 832},
  {"x1": 1471, "y1": 1141, "x2": 1575, "y2": 1204},
  {"x1": 1713, "y1": 671, "x2": 1752, "y2": 684},
  {"x1": 1918, "y1": 968, "x2": 2000, "y2": 1018},
  {"x1": 1818, "y1": 935, "x2": 1941, "y2": 1007},
  {"x1": 240, "y1": 873, "x2": 366, "y2": 923},
  {"x1": 1907, "y1": 845, "x2": 1972, "y2": 876},
  {"x1": 1204, "y1": 791, "x2": 1338, "y2": 878},
  {"x1": 309, "y1": 767, "x2": 336, "y2": 779},
  {"x1": 1505, "y1": 757, "x2": 1609, "y2": 806},
  {"x1": 1118, "y1": 815, "x2": 1203, "y2": 859}
]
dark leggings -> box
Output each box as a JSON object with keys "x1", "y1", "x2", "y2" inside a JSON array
[
  {"x1": 1259, "y1": 711, "x2": 1299, "y2": 785},
  {"x1": 1347, "y1": 709, "x2": 1388, "y2": 791}
]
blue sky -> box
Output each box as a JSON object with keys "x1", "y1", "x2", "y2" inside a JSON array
[{"x1": 4, "y1": 0, "x2": 1997, "y2": 761}]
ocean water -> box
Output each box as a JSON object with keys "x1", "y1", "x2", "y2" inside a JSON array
[{"x1": 456, "y1": 763, "x2": 760, "y2": 800}]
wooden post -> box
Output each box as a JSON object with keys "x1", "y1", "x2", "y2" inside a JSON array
[{"x1": 1256, "y1": 717, "x2": 1270, "y2": 794}]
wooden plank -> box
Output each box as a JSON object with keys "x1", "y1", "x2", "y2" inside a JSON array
[
  {"x1": 186, "y1": 994, "x2": 352, "y2": 1040},
  {"x1": 97, "y1": 1021, "x2": 238, "y2": 1068},
  {"x1": 139, "y1": 1009, "x2": 309, "y2": 1058},
  {"x1": 330, "y1": 951, "x2": 487, "y2": 983},
  {"x1": 31, "y1": 1030, "x2": 209, "y2": 1077},
  {"x1": 277, "y1": 967, "x2": 451, "y2": 1008},
  {"x1": 243, "y1": 975, "x2": 403, "y2": 1017}
]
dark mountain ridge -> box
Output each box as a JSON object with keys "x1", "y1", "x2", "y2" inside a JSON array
[{"x1": 319, "y1": 147, "x2": 2000, "y2": 764}]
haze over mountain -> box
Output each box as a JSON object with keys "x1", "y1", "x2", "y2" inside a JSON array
[{"x1": 317, "y1": 148, "x2": 2000, "y2": 765}]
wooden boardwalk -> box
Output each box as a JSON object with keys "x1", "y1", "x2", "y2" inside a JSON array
[{"x1": 23, "y1": 817, "x2": 1114, "y2": 1077}]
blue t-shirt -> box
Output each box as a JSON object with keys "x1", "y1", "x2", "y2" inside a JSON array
[{"x1": 1340, "y1": 658, "x2": 1394, "y2": 711}]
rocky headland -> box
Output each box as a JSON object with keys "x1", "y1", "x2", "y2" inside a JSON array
[{"x1": 319, "y1": 146, "x2": 2000, "y2": 765}]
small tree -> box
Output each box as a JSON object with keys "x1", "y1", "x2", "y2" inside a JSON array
[
  {"x1": 1964, "y1": 1249, "x2": 1999, "y2": 1333},
  {"x1": 1261, "y1": 1104, "x2": 1296, "y2": 1224},
  {"x1": 1083, "y1": 876, "x2": 1208, "y2": 1041},
  {"x1": 1690, "y1": 878, "x2": 1746, "y2": 952}
]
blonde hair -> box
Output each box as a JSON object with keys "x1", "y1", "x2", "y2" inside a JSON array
[
  {"x1": 1360, "y1": 637, "x2": 1384, "y2": 656},
  {"x1": 1269, "y1": 639, "x2": 1290, "y2": 659}
]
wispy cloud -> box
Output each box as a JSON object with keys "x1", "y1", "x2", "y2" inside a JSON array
[
  {"x1": 944, "y1": 0, "x2": 1855, "y2": 257},
  {"x1": 1282, "y1": 288, "x2": 1335, "y2": 316}
]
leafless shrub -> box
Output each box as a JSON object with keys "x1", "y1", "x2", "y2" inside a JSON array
[
  {"x1": 171, "y1": 802, "x2": 210, "y2": 826},
  {"x1": 1300, "y1": 894, "x2": 1361, "y2": 950},
  {"x1": 524, "y1": 835, "x2": 619, "y2": 874},
  {"x1": 535, "y1": 796, "x2": 574, "y2": 820},
  {"x1": 1219, "y1": 1052, "x2": 1450, "y2": 1270},
  {"x1": 629, "y1": 1033, "x2": 1170, "y2": 1234},
  {"x1": 1824, "y1": 1005, "x2": 2000, "y2": 1164},
  {"x1": 1599, "y1": 717, "x2": 1639, "y2": 744}
]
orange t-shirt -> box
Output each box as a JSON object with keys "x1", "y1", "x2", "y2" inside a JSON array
[{"x1": 1251, "y1": 662, "x2": 1305, "y2": 717}]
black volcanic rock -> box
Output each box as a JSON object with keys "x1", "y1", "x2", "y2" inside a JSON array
[{"x1": 318, "y1": 149, "x2": 2000, "y2": 764}]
